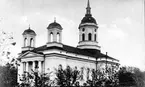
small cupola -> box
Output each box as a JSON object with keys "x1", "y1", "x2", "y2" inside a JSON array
[
  {"x1": 23, "y1": 28, "x2": 36, "y2": 36},
  {"x1": 46, "y1": 19, "x2": 63, "y2": 48},
  {"x1": 22, "y1": 25, "x2": 36, "y2": 51},
  {"x1": 47, "y1": 20, "x2": 63, "y2": 30}
]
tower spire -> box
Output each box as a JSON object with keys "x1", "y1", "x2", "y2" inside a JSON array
[
  {"x1": 87, "y1": 0, "x2": 90, "y2": 8},
  {"x1": 86, "y1": 0, "x2": 91, "y2": 16}
]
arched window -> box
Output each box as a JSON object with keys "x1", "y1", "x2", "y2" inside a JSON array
[
  {"x1": 82, "y1": 28, "x2": 85, "y2": 32},
  {"x1": 88, "y1": 33, "x2": 92, "y2": 41},
  {"x1": 30, "y1": 38, "x2": 33, "y2": 47},
  {"x1": 82, "y1": 33, "x2": 85, "y2": 41},
  {"x1": 24, "y1": 38, "x2": 27, "y2": 47},
  {"x1": 95, "y1": 29, "x2": 97, "y2": 32},
  {"x1": 94, "y1": 34, "x2": 96, "y2": 41},
  {"x1": 57, "y1": 32, "x2": 60, "y2": 42},
  {"x1": 50, "y1": 32, "x2": 53, "y2": 42}
]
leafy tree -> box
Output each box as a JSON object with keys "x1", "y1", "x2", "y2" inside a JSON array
[
  {"x1": 0, "y1": 30, "x2": 16, "y2": 65},
  {"x1": 0, "y1": 30, "x2": 17, "y2": 87},
  {"x1": 118, "y1": 67, "x2": 136, "y2": 86},
  {"x1": 117, "y1": 66, "x2": 145, "y2": 87},
  {"x1": 124, "y1": 66, "x2": 145, "y2": 87},
  {"x1": 86, "y1": 67, "x2": 119, "y2": 87},
  {"x1": 19, "y1": 68, "x2": 53, "y2": 87},
  {"x1": 55, "y1": 65, "x2": 80, "y2": 87},
  {"x1": 0, "y1": 63, "x2": 17, "y2": 87}
]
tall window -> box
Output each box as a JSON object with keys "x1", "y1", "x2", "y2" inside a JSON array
[
  {"x1": 82, "y1": 33, "x2": 85, "y2": 41},
  {"x1": 82, "y1": 28, "x2": 85, "y2": 32},
  {"x1": 24, "y1": 38, "x2": 27, "y2": 47},
  {"x1": 88, "y1": 33, "x2": 92, "y2": 41},
  {"x1": 50, "y1": 32, "x2": 53, "y2": 42},
  {"x1": 94, "y1": 34, "x2": 96, "y2": 41},
  {"x1": 57, "y1": 32, "x2": 60, "y2": 42},
  {"x1": 95, "y1": 29, "x2": 97, "y2": 32},
  {"x1": 30, "y1": 38, "x2": 33, "y2": 47}
]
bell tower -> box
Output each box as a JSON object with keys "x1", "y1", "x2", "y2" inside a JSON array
[
  {"x1": 22, "y1": 25, "x2": 36, "y2": 51},
  {"x1": 77, "y1": 0, "x2": 100, "y2": 50},
  {"x1": 46, "y1": 19, "x2": 63, "y2": 47}
]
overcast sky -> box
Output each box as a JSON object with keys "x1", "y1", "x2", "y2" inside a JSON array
[{"x1": 0, "y1": 0, "x2": 144, "y2": 70}]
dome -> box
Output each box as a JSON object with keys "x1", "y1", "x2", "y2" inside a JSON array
[
  {"x1": 47, "y1": 21, "x2": 62, "y2": 30},
  {"x1": 22, "y1": 28, "x2": 36, "y2": 35},
  {"x1": 80, "y1": 0, "x2": 97, "y2": 25},
  {"x1": 81, "y1": 15, "x2": 97, "y2": 24}
]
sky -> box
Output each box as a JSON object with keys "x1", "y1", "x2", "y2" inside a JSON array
[{"x1": 0, "y1": 0, "x2": 144, "y2": 70}]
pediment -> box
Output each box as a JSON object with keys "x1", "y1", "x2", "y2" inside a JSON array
[
  {"x1": 19, "y1": 51, "x2": 43, "y2": 58},
  {"x1": 25, "y1": 53, "x2": 37, "y2": 57}
]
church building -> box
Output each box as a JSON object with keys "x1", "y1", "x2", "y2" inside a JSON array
[{"x1": 17, "y1": 0, "x2": 119, "y2": 84}]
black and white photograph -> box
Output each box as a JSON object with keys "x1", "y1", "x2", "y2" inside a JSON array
[{"x1": 0, "y1": 0, "x2": 144, "y2": 87}]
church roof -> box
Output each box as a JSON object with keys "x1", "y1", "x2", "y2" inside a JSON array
[
  {"x1": 23, "y1": 27, "x2": 36, "y2": 35},
  {"x1": 81, "y1": 15, "x2": 97, "y2": 24},
  {"x1": 80, "y1": 0, "x2": 97, "y2": 25},
  {"x1": 31, "y1": 44, "x2": 119, "y2": 61},
  {"x1": 47, "y1": 21, "x2": 62, "y2": 30}
]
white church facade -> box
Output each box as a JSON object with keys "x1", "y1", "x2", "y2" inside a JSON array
[{"x1": 17, "y1": 0, "x2": 119, "y2": 84}]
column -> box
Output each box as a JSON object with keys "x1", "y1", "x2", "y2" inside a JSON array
[
  {"x1": 92, "y1": 29, "x2": 94, "y2": 41},
  {"x1": 41, "y1": 61, "x2": 44, "y2": 73},
  {"x1": 32, "y1": 61, "x2": 36, "y2": 72},
  {"x1": 34, "y1": 37, "x2": 36, "y2": 47},
  {"x1": 25, "y1": 62, "x2": 29, "y2": 72},
  {"x1": 20, "y1": 62, "x2": 24, "y2": 73},
  {"x1": 27, "y1": 37, "x2": 30, "y2": 46},
  {"x1": 85, "y1": 32, "x2": 88, "y2": 41},
  {"x1": 22, "y1": 62, "x2": 25, "y2": 72},
  {"x1": 23, "y1": 38, "x2": 25, "y2": 47},
  {"x1": 59, "y1": 32, "x2": 62, "y2": 43},
  {"x1": 38, "y1": 61, "x2": 42, "y2": 73},
  {"x1": 79, "y1": 31, "x2": 82, "y2": 42},
  {"x1": 54, "y1": 31, "x2": 57, "y2": 42},
  {"x1": 96, "y1": 30, "x2": 98, "y2": 42}
]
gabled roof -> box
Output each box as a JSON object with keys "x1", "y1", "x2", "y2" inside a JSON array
[
  {"x1": 30, "y1": 44, "x2": 119, "y2": 61},
  {"x1": 18, "y1": 50, "x2": 44, "y2": 59},
  {"x1": 21, "y1": 49, "x2": 44, "y2": 55}
]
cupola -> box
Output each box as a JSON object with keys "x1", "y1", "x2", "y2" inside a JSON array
[
  {"x1": 22, "y1": 25, "x2": 36, "y2": 51},
  {"x1": 47, "y1": 21, "x2": 62, "y2": 30},
  {"x1": 46, "y1": 19, "x2": 63, "y2": 48}
]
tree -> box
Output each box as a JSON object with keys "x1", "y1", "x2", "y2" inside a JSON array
[
  {"x1": 0, "y1": 30, "x2": 16, "y2": 65},
  {"x1": 19, "y1": 68, "x2": 53, "y2": 87},
  {"x1": 85, "y1": 66, "x2": 119, "y2": 87},
  {"x1": 0, "y1": 30, "x2": 17, "y2": 87},
  {"x1": 0, "y1": 63, "x2": 18, "y2": 87},
  {"x1": 117, "y1": 66, "x2": 145, "y2": 87},
  {"x1": 126, "y1": 67, "x2": 145, "y2": 87},
  {"x1": 55, "y1": 65, "x2": 80, "y2": 87},
  {"x1": 118, "y1": 67, "x2": 136, "y2": 86}
]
